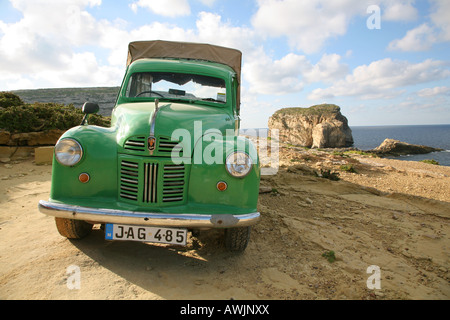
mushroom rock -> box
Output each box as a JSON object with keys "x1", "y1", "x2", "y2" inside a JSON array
[{"x1": 268, "y1": 104, "x2": 354, "y2": 148}]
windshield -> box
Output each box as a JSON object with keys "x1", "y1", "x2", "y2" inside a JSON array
[{"x1": 125, "y1": 72, "x2": 227, "y2": 103}]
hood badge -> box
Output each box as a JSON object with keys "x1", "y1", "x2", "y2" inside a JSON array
[{"x1": 148, "y1": 136, "x2": 156, "y2": 153}]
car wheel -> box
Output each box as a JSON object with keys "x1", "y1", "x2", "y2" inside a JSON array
[
  {"x1": 225, "y1": 226, "x2": 251, "y2": 252},
  {"x1": 55, "y1": 217, "x2": 92, "y2": 239}
]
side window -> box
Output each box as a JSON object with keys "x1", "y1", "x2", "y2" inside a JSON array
[{"x1": 126, "y1": 73, "x2": 153, "y2": 97}]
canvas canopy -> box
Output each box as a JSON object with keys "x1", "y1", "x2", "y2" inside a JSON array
[{"x1": 126, "y1": 40, "x2": 242, "y2": 111}]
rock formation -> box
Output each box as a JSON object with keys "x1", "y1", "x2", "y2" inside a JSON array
[
  {"x1": 0, "y1": 129, "x2": 64, "y2": 146},
  {"x1": 268, "y1": 104, "x2": 354, "y2": 148},
  {"x1": 372, "y1": 139, "x2": 443, "y2": 156}
]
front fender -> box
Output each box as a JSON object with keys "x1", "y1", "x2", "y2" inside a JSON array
[
  {"x1": 50, "y1": 125, "x2": 118, "y2": 204},
  {"x1": 187, "y1": 134, "x2": 260, "y2": 214}
]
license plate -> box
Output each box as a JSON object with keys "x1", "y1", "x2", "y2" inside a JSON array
[{"x1": 105, "y1": 224, "x2": 187, "y2": 246}]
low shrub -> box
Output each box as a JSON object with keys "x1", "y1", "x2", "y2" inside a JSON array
[
  {"x1": 0, "y1": 91, "x2": 24, "y2": 108},
  {"x1": 0, "y1": 92, "x2": 110, "y2": 133},
  {"x1": 420, "y1": 159, "x2": 439, "y2": 165},
  {"x1": 340, "y1": 164, "x2": 358, "y2": 173}
]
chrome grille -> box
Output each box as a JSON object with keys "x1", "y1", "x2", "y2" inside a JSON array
[
  {"x1": 124, "y1": 136, "x2": 146, "y2": 152},
  {"x1": 158, "y1": 136, "x2": 183, "y2": 156},
  {"x1": 143, "y1": 162, "x2": 158, "y2": 203},
  {"x1": 162, "y1": 164, "x2": 185, "y2": 202},
  {"x1": 119, "y1": 158, "x2": 186, "y2": 205},
  {"x1": 119, "y1": 160, "x2": 139, "y2": 201}
]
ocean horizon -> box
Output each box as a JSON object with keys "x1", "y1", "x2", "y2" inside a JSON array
[{"x1": 241, "y1": 124, "x2": 450, "y2": 167}]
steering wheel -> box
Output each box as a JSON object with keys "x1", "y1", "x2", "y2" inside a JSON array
[{"x1": 134, "y1": 91, "x2": 164, "y2": 98}]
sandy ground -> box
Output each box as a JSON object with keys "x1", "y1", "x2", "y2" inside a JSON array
[{"x1": 0, "y1": 146, "x2": 449, "y2": 300}]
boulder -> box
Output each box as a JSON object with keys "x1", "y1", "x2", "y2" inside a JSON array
[
  {"x1": 268, "y1": 104, "x2": 353, "y2": 148},
  {"x1": 0, "y1": 130, "x2": 10, "y2": 145},
  {"x1": 372, "y1": 139, "x2": 443, "y2": 156},
  {"x1": 35, "y1": 146, "x2": 55, "y2": 165}
]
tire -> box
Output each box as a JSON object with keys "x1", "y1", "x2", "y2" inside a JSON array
[
  {"x1": 55, "y1": 217, "x2": 92, "y2": 239},
  {"x1": 225, "y1": 226, "x2": 251, "y2": 252}
]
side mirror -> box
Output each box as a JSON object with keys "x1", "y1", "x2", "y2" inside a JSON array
[
  {"x1": 82, "y1": 102, "x2": 99, "y2": 114},
  {"x1": 80, "y1": 102, "x2": 99, "y2": 125}
]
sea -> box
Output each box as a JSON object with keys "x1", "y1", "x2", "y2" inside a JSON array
[{"x1": 241, "y1": 124, "x2": 450, "y2": 167}]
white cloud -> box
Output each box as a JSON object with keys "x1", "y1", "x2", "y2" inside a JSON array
[
  {"x1": 388, "y1": 0, "x2": 450, "y2": 52},
  {"x1": 195, "y1": 12, "x2": 256, "y2": 53},
  {"x1": 251, "y1": 0, "x2": 385, "y2": 54},
  {"x1": 0, "y1": 5, "x2": 256, "y2": 89},
  {"x1": 130, "y1": 0, "x2": 191, "y2": 17},
  {"x1": 243, "y1": 50, "x2": 306, "y2": 95},
  {"x1": 417, "y1": 86, "x2": 450, "y2": 97},
  {"x1": 0, "y1": 0, "x2": 123, "y2": 89},
  {"x1": 302, "y1": 53, "x2": 348, "y2": 84},
  {"x1": 198, "y1": 0, "x2": 216, "y2": 7},
  {"x1": 383, "y1": 0, "x2": 418, "y2": 21},
  {"x1": 1, "y1": 0, "x2": 351, "y2": 97},
  {"x1": 243, "y1": 49, "x2": 348, "y2": 95},
  {"x1": 429, "y1": 0, "x2": 450, "y2": 41},
  {"x1": 388, "y1": 23, "x2": 436, "y2": 51},
  {"x1": 251, "y1": 0, "x2": 425, "y2": 54},
  {"x1": 308, "y1": 58, "x2": 450, "y2": 100}
]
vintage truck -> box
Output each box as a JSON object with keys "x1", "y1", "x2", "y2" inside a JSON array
[{"x1": 38, "y1": 40, "x2": 261, "y2": 252}]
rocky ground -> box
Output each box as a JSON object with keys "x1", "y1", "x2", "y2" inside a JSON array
[{"x1": 0, "y1": 144, "x2": 449, "y2": 300}]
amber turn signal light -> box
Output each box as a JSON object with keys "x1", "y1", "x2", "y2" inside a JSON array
[
  {"x1": 78, "y1": 173, "x2": 90, "y2": 183},
  {"x1": 216, "y1": 181, "x2": 227, "y2": 191}
]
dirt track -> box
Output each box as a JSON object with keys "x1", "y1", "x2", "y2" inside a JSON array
[{"x1": 0, "y1": 149, "x2": 449, "y2": 300}]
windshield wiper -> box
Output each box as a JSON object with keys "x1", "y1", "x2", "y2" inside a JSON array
[
  {"x1": 201, "y1": 98, "x2": 225, "y2": 103},
  {"x1": 157, "y1": 97, "x2": 195, "y2": 104}
]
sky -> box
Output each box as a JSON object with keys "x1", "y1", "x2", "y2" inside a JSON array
[{"x1": 0, "y1": 0, "x2": 449, "y2": 128}]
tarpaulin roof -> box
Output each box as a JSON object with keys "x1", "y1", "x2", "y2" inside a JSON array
[{"x1": 126, "y1": 40, "x2": 242, "y2": 111}]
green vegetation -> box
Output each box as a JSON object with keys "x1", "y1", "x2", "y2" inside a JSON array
[
  {"x1": 0, "y1": 92, "x2": 110, "y2": 133},
  {"x1": 0, "y1": 91, "x2": 24, "y2": 108},
  {"x1": 274, "y1": 104, "x2": 341, "y2": 116},
  {"x1": 420, "y1": 159, "x2": 439, "y2": 165},
  {"x1": 340, "y1": 164, "x2": 357, "y2": 173},
  {"x1": 332, "y1": 150, "x2": 378, "y2": 158},
  {"x1": 344, "y1": 150, "x2": 378, "y2": 157},
  {"x1": 322, "y1": 250, "x2": 336, "y2": 263},
  {"x1": 332, "y1": 151, "x2": 349, "y2": 157}
]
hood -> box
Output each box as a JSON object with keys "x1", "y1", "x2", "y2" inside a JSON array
[{"x1": 112, "y1": 102, "x2": 234, "y2": 154}]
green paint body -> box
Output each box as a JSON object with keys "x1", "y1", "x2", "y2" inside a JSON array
[{"x1": 49, "y1": 58, "x2": 260, "y2": 218}]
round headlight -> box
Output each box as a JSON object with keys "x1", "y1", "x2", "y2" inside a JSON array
[
  {"x1": 225, "y1": 152, "x2": 252, "y2": 178},
  {"x1": 55, "y1": 138, "x2": 83, "y2": 166}
]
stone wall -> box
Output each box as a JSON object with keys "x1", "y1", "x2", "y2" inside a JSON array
[
  {"x1": 0, "y1": 129, "x2": 63, "y2": 163},
  {"x1": 0, "y1": 129, "x2": 64, "y2": 146}
]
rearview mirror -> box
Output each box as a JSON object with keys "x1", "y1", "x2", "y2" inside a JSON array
[
  {"x1": 82, "y1": 102, "x2": 99, "y2": 114},
  {"x1": 81, "y1": 102, "x2": 99, "y2": 125}
]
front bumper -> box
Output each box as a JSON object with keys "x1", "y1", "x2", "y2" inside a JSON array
[{"x1": 38, "y1": 200, "x2": 260, "y2": 229}]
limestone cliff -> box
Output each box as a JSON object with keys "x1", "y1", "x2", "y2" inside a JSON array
[{"x1": 268, "y1": 104, "x2": 354, "y2": 148}]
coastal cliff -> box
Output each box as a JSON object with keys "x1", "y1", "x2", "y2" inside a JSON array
[{"x1": 268, "y1": 104, "x2": 354, "y2": 148}]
